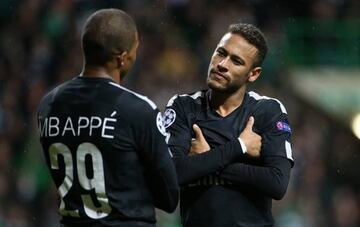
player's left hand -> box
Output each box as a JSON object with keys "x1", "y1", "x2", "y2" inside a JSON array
[{"x1": 189, "y1": 124, "x2": 210, "y2": 156}]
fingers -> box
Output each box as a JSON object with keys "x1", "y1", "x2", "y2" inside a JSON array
[
  {"x1": 244, "y1": 116, "x2": 254, "y2": 131},
  {"x1": 193, "y1": 124, "x2": 204, "y2": 140},
  {"x1": 239, "y1": 116, "x2": 262, "y2": 158},
  {"x1": 191, "y1": 124, "x2": 210, "y2": 155}
]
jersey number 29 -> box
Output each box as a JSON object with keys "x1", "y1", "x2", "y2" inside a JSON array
[{"x1": 49, "y1": 142, "x2": 112, "y2": 219}]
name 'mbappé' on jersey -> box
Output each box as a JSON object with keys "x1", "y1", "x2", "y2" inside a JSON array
[{"x1": 37, "y1": 76, "x2": 178, "y2": 227}]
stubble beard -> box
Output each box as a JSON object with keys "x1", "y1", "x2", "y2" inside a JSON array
[
  {"x1": 206, "y1": 66, "x2": 228, "y2": 92},
  {"x1": 207, "y1": 77, "x2": 239, "y2": 94}
]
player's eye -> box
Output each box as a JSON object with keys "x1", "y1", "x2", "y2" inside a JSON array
[
  {"x1": 231, "y1": 56, "x2": 244, "y2": 66},
  {"x1": 216, "y1": 49, "x2": 226, "y2": 57},
  {"x1": 232, "y1": 59, "x2": 242, "y2": 65}
]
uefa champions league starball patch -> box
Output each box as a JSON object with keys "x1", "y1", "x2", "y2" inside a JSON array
[
  {"x1": 156, "y1": 112, "x2": 167, "y2": 136},
  {"x1": 163, "y1": 109, "x2": 176, "y2": 128}
]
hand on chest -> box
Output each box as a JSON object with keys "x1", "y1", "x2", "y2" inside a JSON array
[{"x1": 190, "y1": 109, "x2": 259, "y2": 147}]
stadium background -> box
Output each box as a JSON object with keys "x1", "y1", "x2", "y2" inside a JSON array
[{"x1": 0, "y1": 0, "x2": 359, "y2": 226}]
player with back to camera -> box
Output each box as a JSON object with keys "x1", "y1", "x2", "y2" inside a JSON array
[
  {"x1": 37, "y1": 8, "x2": 179, "y2": 227},
  {"x1": 164, "y1": 23, "x2": 294, "y2": 227}
]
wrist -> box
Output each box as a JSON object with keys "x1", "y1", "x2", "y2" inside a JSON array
[{"x1": 238, "y1": 138, "x2": 247, "y2": 154}]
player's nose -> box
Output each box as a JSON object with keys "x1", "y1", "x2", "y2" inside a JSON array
[{"x1": 217, "y1": 58, "x2": 229, "y2": 72}]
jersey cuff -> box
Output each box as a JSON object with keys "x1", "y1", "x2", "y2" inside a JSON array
[{"x1": 238, "y1": 138, "x2": 247, "y2": 154}]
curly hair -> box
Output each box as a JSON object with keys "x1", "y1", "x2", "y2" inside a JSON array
[{"x1": 228, "y1": 23, "x2": 268, "y2": 67}]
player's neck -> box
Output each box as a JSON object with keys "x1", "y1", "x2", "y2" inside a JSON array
[
  {"x1": 210, "y1": 87, "x2": 246, "y2": 117},
  {"x1": 81, "y1": 65, "x2": 120, "y2": 84}
]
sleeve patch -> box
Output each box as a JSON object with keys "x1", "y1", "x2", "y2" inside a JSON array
[
  {"x1": 156, "y1": 112, "x2": 167, "y2": 136},
  {"x1": 276, "y1": 121, "x2": 291, "y2": 133},
  {"x1": 163, "y1": 108, "x2": 176, "y2": 128}
]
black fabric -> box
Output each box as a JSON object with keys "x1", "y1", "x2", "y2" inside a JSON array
[
  {"x1": 219, "y1": 156, "x2": 291, "y2": 200},
  {"x1": 165, "y1": 89, "x2": 293, "y2": 227},
  {"x1": 171, "y1": 139, "x2": 244, "y2": 186},
  {"x1": 37, "y1": 76, "x2": 179, "y2": 226}
]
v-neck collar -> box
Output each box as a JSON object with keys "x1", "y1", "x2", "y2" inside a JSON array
[{"x1": 205, "y1": 90, "x2": 249, "y2": 119}]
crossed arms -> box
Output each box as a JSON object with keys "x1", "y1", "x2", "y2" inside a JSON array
[{"x1": 168, "y1": 116, "x2": 291, "y2": 200}]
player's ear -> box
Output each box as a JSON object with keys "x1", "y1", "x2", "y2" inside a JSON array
[
  {"x1": 248, "y1": 67, "x2": 261, "y2": 82},
  {"x1": 116, "y1": 52, "x2": 127, "y2": 69}
]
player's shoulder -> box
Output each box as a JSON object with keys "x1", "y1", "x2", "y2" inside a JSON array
[
  {"x1": 247, "y1": 91, "x2": 288, "y2": 115},
  {"x1": 166, "y1": 89, "x2": 207, "y2": 108},
  {"x1": 107, "y1": 81, "x2": 158, "y2": 111},
  {"x1": 38, "y1": 79, "x2": 74, "y2": 109}
]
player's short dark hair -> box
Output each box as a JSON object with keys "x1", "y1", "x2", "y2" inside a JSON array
[
  {"x1": 228, "y1": 23, "x2": 268, "y2": 67},
  {"x1": 81, "y1": 8, "x2": 137, "y2": 65}
]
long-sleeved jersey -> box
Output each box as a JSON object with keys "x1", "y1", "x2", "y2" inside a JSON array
[
  {"x1": 37, "y1": 76, "x2": 179, "y2": 227},
  {"x1": 165, "y1": 89, "x2": 293, "y2": 227}
]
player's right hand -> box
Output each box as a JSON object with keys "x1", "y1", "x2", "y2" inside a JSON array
[
  {"x1": 189, "y1": 124, "x2": 210, "y2": 156},
  {"x1": 239, "y1": 116, "x2": 262, "y2": 158}
]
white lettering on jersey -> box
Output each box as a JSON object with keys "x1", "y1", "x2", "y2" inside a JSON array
[
  {"x1": 78, "y1": 117, "x2": 90, "y2": 135},
  {"x1": 62, "y1": 117, "x2": 76, "y2": 136},
  {"x1": 39, "y1": 117, "x2": 48, "y2": 137},
  {"x1": 102, "y1": 118, "x2": 116, "y2": 139},
  {"x1": 49, "y1": 117, "x2": 60, "y2": 136},
  {"x1": 39, "y1": 115, "x2": 117, "y2": 139},
  {"x1": 90, "y1": 117, "x2": 102, "y2": 136}
]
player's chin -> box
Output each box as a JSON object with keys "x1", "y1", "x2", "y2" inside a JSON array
[{"x1": 207, "y1": 79, "x2": 227, "y2": 91}]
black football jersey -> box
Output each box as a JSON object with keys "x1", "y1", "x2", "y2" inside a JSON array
[
  {"x1": 164, "y1": 89, "x2": 293, "y2": 227},
  {"x1": 37, "y1": 76, "x2": 178, "y2": 227}
]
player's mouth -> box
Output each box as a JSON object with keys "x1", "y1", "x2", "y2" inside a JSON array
[{"x1": 210, "y1": 69, "x2": 228, "y2": 81}]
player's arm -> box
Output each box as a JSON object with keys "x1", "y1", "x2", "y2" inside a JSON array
[
  {"x1": 219, "y1": 156, "x2": 291, "y2": 200},
  {"x1": 165, "y1": 96, "x2": 247, "y2": 186},
  {"x1": 170, "y1": 139, "x2": 244, "y2": 186},
  {"x1": 137, "y1": 108, "x2": 179, "y2": 213},
  {"x1": 219, "y1": 102, "x2": 294, "y2": 200},
  {"x1": 173, "y1": 115, "x2": 262, "y2": 187}
]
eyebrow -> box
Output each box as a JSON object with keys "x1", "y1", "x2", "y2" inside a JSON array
[{"x1": 218, "y1": 47, "x2": 245, "y2": 65}]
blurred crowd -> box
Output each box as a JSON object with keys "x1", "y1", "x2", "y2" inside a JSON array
[{"x1": 0, "y1": 0, "x2": 359, "y2": 226}]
